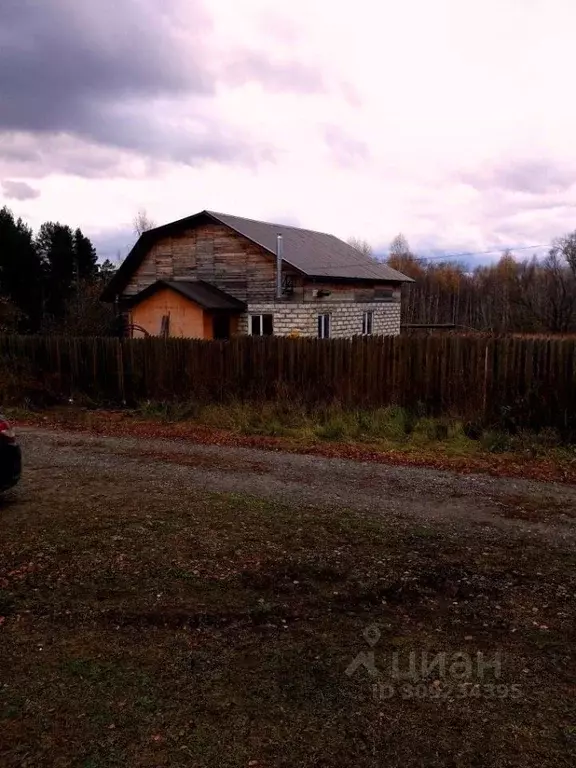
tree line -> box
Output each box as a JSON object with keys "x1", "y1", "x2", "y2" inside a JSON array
[
  {"x1": 3, "y1": 203, "x2": 576, "y2": 336},
  {"x1": 0, "y1": 206, "x2": 117, "y2": 335},
  {"x1": 353, "y1": 232, "x2": 576, "y2": 334}
]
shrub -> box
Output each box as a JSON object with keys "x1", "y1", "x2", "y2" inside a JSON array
[
  {"x1": 480, "y1": 430, "x2": 511, "y2": 453},
  {"x1": 315, "y1": 418, "x2": 347, "y2": 441},
  {"x1": 536, "y1": 427, "x2": 562, "y2": 448},
  {"x1": 355, "y1": 406, "x2": 407, "y2": 440},
  {"x1": 463, "y1": 421, "x2": 483, "y2": 440},
  {"x1": 402, "y1": 409, "x2": 418, "y2": 435}
]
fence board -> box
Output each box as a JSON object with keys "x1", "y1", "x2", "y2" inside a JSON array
[{"x1": 0, "y1": 334, "x2": 575, "y2": 431}]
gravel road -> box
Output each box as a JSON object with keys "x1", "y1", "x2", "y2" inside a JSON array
[
  {"x1": 3, "y1": 428, "x2": 576, "y2": 768},
  {"x1": 15, "y1": 427, "x2": 576, "y2": 547}
]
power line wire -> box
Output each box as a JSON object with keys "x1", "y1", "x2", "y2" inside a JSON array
[
  {"x1": 416, "y1": 243, "x2": 550, "y2": 261},
  {"x1": 318, "y1": 243, "x2": 551, "y2": 270}
]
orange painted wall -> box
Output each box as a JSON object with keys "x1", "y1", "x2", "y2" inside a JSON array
[
  {"x1": 130, "y1": 287, "x2": 212, "y2": 339},
  {"x1": 203, "y1": 313, "x2": 213, "y2": 339}
]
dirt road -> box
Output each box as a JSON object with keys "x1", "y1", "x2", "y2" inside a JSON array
[
  {"x1": 17, "y1": 427, "x2": 576, "y2": 545},
  {"x1": 1, "y1": 428, "x2": 575, "y2": 767}
]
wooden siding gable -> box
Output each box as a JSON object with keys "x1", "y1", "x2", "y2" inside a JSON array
[{"x1": 125, "y1": 222, "x2": 283, "y2": 303}]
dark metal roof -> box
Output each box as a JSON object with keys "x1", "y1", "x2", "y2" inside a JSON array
[
  {"x1": 101, "y1": 209, "x2": 413, "y2": 300},
  {"x1": 207, "y1": 210, "x2": 413, "y2": 282},
  {"x1": 126, "y1": 280, "x2": 246, "y2": 311}
]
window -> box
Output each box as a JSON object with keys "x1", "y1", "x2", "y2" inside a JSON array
[
  {"x1": 375, "y1": 288, "x2": 395, "y2": 302},
  {"x1": 250, "y1": 314, "x2": 274, "y2": 336},
  {"x1": 362, "y1": 310, "x2": 374, "y2": 336},
  {"x1": 317, "y1": 313, "x2": 330, "y2": 339}
]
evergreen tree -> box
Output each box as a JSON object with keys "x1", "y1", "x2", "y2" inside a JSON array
[
  {"x1": 0, "y1": 207, "x2": 102, "y2": 332},
  {"x1": 36, "y1": 222, "x2": 76, "y2": 319},
  {"x1": 74, "y1": 228, "x2": 98, "y2": 281},
  {"x1": 0, "y1": 206, "x2": 45, "y2": 330},
  {"x1": 98, "y1": 259, "x2": 117, "y2": 282}
]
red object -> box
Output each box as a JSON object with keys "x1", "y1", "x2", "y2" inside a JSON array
[{"x1": 0, "y1": 419, "x2": 16, "y2": 443}]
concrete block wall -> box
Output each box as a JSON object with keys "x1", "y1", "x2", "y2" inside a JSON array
[{"x1": 237, "y1": 302, "x2": 401, "y2": 337}]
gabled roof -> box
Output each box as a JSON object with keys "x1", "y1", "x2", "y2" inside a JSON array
[
  {"x1": 102, "y1": 209, "x2": 413, "y2": 300},
  {"x1": 206, "y1": 211, "x2": 413, "y2": 282},
  {"x1": 126, "y1": 280, "x2": 246, "y2": 312}
]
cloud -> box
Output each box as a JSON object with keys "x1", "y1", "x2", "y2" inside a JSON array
[
  {"x1": 0, "y1": 134, "x2": 143, "y2": 180},
  {"x1": 323, "y1": 125, "x2": 370, "y2": 167},
  {"x1": 1, "y1": 180, "x2": 40, "y2": 201},
  {"x1": 8, "y1": 0, "x2": 576, "y2": 257},
  {"x1": 0, "y1": 0, "x2": 337, "y2": 179},
  {"x1": 493, "y1": 161, "x2": 576, "y2": 195},
  {"x1": 459, "y1": 160, "x2": 576, "y2": 195},
  {"x1": 221, "y1": 51, "x2": 326, "y2": 93},
  {"x1": 0, "y1": 0, "x2": 210, "y2": 133},
  {"x1": 216, "y1": 7, "x2": 360, "y2": 103},
  {"x1": 0, "y1": 128, "x2": 270, "y2": 182},
  {"x1": 0, "y1": 0, "x2": 275, "y2": 175}
]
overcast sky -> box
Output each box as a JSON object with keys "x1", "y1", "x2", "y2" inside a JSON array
[{"x1": 1, "y1": 0, "x2": 575, "y2": 261}]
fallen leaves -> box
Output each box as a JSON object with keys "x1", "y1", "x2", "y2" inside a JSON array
[{"x1": 16, "y1": 411, "x2": 576, "y2": 485}]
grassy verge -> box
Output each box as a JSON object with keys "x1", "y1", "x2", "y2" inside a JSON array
[
  {"x1": 9, "y1": 402, "x2": 576, "y2": 483},
  {"x1": 134, "y1": 400, "x2": 576, "y2": 453},
  {"x1": 1, "y1": 468, "x2": 575, "y2": 767}
]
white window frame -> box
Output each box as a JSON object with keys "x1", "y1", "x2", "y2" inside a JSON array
[
  {"x1": 317, "y1": 313, "x2": 331, "y2": 339},
  {"x1": 362, "y1": 310, "x2": 374, "y2": 336},
  {"x1": 249, "y1": 313, "x2": 274, "y2": 336}
]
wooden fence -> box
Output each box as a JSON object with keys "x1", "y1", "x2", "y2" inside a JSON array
[{"x1": 0, "y1": 335, "x2": 575, "y2": 429}]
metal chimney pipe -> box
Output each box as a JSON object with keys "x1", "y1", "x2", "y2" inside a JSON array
[{"x1": 276, "y1": 234, "x2": 283, "y2": 299}]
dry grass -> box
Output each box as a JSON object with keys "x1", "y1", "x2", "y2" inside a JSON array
[
  {"x1": 0, "y1": 458, "x2": 575, "y2": 767},
  {"x1": 9, "y1": 403, "x2": 576, "y2": 485}
]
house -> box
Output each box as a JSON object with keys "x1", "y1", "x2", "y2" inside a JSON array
[{"x1": 101, "y1": 210, "x2": 413, "y2": 339}]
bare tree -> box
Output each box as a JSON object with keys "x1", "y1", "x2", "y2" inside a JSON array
[
  {"x1": 513, "y1": 250, "x2": 576, "y2": 333},
  {"x1": 389, "y1": 233, "x2": 411, "y2": 259},
  {"x1": 550, "y1": 231, "x2": 576, "y2": 278},
  {"x1": 355, "y1": 229, "x2": 576, "y2": 333},
  {"x1": 347, "y1": 237, "x2": 374, "y2": 258},
  {"x1": 387, "y1": 233, "x2": 423, "y2": 280},
  {"x1": 133, "y1": 208, "x2": 156, "y2": 237},
  {"x1": 543, "y1": 248, "x2": 576, "y2": 332}
]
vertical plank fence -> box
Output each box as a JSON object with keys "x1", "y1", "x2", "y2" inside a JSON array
[{"x1": 0, "y1": 334, "x2": 575, "y2": 430}]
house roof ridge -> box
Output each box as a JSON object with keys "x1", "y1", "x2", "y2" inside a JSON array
[{"x1": 205, "y1": 210, "x2": 336, "y2": 239}]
